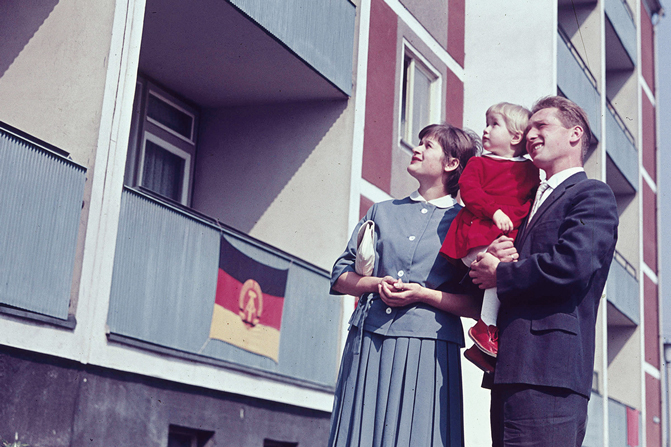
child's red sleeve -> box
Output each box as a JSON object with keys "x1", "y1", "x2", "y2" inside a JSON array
[{"x1": 458, "y1": 158, "x2": 502, "y2": 219}]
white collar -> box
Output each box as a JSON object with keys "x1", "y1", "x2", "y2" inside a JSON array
[
  {"x1": 482, "y1": 151, "x2": 530, "y2": 162},
  {"x1": 409, "y1": 190, "x2": 457, "y2": 209},
  {"x1": 545, "y1": 167, "x2": 585, "y2": 189}
]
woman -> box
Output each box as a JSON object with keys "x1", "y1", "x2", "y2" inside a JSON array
[{"x1": 328, "y1": 123, "x2": 482, "y2": 447}]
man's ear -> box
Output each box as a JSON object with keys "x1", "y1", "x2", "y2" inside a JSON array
[
  {"x1": 511, "y1": 131, "x2": 524, "y2": 146},
  {"x1": 444, "y1": 157, "x2": 460, "y2": 173},
  {"x1": 569, "y1": 125, "x2": 584, "y2": 146}
]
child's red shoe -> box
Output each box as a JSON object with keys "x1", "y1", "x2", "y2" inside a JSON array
[
  {"x1": 464, "y1": 345, "x2": 496, "y2": 374},
  {"x1": 468, "y1": 318, "x2": 499, "y2": 357}
]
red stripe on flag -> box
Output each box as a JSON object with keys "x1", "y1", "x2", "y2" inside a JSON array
[{"x1": 215, "y1": 268, "x2": 284, "y2": 331}]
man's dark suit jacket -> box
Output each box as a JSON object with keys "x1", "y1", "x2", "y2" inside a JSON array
[{"x1": 494, "y1": 171, "x2": 618, "y2": 398}]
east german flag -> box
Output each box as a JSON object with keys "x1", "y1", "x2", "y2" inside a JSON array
[{"x1": 209, "y1": 235, "x2": 288, "y2": 362}]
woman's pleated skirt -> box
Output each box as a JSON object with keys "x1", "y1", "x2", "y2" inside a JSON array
[{"x1": 328, "y1": 327, "x2": 464, "y2": 447}]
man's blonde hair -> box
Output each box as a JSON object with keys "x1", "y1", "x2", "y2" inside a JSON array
[{"x1": 486, "y1": 102, "x2": 532, "y2": 137}]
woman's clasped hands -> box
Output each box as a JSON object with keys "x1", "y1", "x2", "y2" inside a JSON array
[{"x1": 378, "y1": 276, "x2": 426, "y2": 307}]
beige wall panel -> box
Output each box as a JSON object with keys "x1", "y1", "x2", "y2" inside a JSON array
[{"x1": 0, "y1": 0, "x2": 116, "y2": 168}]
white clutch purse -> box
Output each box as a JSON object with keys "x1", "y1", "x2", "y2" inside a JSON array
[{"x1": 355, "y1": 220, "x2": 375, "y2": 276}]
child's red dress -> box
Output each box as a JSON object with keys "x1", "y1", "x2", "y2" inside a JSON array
[{"x1": 440, "y1": 154, "x2": 540, "y2": 259}]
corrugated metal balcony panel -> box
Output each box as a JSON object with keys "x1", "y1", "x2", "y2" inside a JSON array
[
  {"x1": 606, "y1": 258, "x2": 639, "y2": 325},
  {"x1": 108, "y1": 190, "x2": 221, "y2": 352},
  {"x1": 605, "y1": 0, "x2": 637, "y2": 64},
  {"x1": 109, "y1": 189, "x2": 341, "y2": 387},
  {"x1": 229, "y1": 0, "x2": 356, "y2": 95},
  {"x1": 606, "y1": 108, "x2": 638, "y2": 190},
  {"x1": 201, "y1": 238, "x2": 340, "y2": 386},
  {"x1": 557, "y1": 32, "x2": 602, "y2": 141},
  {"x1": 0, "y1": 131, "x2": 86, "y2": 320},
  {"x1": 584, "y1": 393, "x2": 604, "y2": 447}
]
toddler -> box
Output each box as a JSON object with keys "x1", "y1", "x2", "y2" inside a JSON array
[{"x1": 439, "y1": 102, "x2": 540, "y2": 371}]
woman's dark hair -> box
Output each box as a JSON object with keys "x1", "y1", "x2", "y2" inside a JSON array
[{"x1": 418, "y1": 123, "x2": 482, "y2": 198}]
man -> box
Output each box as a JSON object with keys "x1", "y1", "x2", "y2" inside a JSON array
[{"x1": 470, "y1": 96, "x2": 619, "y2": 447}]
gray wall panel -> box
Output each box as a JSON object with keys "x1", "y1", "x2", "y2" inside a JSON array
[
  {"x1": 229, "y1": 0, "x2": 355, "y2": 95},
  {"x1": 557, "y1": 32, "x2": 602, "y2": 141},
  {"x1": 606, "y1": 108, "x2": 638, "y2": 190},
  {"x1": 109, "y1": 189, "x2": 340, "y2": 387},
  {"x1": 0, "y1": 129, "x2": 86, "y2": 319}
]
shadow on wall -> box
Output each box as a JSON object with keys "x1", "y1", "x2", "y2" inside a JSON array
[
  {"x1": 193, "y1": 100, "x2": 348, "y2": 233},
  {"x1": 0, "y1": 0, "x2": 60, "y2": 79}
]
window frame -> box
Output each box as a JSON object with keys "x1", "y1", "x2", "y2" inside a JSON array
[
  {"x1": 125, "y1": 75, "x2": 199, "y2": 206},
  {"x1": 398, "y1": 41, "x2": 442, "y2": 150}
]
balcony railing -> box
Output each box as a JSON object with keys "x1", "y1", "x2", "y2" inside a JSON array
[
  {"x1": 557, "y1": 26, "x2": 602, "y2": 141},
  {"x1": 607, "y1": 250, "x2": 639, "y2": 325},
  {"x1": 605, "y1": 0, "x2": 637, "y2": 63},
  {"x1": 108, "y1": 187, "x2": 341, "y2": 389},
  {"x1": 228, "y1": 0, "x2": 356, "y2": 96},
  {"x1": 605, "y1": 100, "x2": 638, "y2": 190},
  {"x1": 0, "y1": 123, "x2": 86, "y2": 322}
]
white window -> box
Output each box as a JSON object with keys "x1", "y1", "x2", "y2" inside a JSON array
[
  {"x1": 126, "y1": 76, "x2": 198, "y2": 205},
  {"x1": 400, "y1": 43, "x2": 441, "y2": 147}
]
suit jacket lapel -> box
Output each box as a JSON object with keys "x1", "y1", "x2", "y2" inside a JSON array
[{"x1": 516, "y1": 172, "x2": 587, "y2": 247}]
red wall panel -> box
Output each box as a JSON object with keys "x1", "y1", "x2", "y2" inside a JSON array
[
  {"x1": 642, "y1": 182, "x2": 658, "y2": 271},
  {"x1": 362, "y1": 0, "x2": 398, "y2": 194},
  {"x1": 642, "y1": 93, "x2": 656, "y2": 181},
  {"x1": 640, "y1": 6, "x2": 655, "y2": 91},
  {"x1": 644, "y1": 275, "x2": 660, "y2": 368},
  {"x1": 447, "y1": 0, "x2": 465, "y2": 66},
  {"x1": 445, "y1": 68, "x2": 464, "y2": 128},
  {"x1": 359, "y1": 195, "x2": 374, "y2": 221},
  {"x1": 646, "y1": 374, "x2": 662, "y2": 447}
]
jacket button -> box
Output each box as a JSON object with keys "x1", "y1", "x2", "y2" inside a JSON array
[
  {"x1": 385, "y1": 307, "x2": 392, "y2": 314},
  {"x1": 421, "y1": 209, "x2": 428, "y2": 214}
]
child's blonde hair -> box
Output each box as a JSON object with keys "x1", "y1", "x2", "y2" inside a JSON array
[{"x1": 486, "y1": 102, "x2": 531, "y2": 138}]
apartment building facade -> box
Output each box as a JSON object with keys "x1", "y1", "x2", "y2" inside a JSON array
[{"x1": 0, "y1": 0, "x2": 665, "y2": 446}]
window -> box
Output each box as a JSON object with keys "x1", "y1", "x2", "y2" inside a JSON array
[
  {"x1": 400, "y1": 43, "x2": 441, "y2": 147},
  {"x1": 167, "y1": 425, "x2": 213, "y2": 447},
  {"x1": 126, "y1": 76, "x2": 198, "y2": 206}
]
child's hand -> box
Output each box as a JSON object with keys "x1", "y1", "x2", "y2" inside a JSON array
[{"x1": 493, "y1": 209, "x2": 513, "y2": 234}]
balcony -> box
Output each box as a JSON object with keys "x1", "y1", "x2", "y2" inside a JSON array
[
  {"x1": 605, "y1": 0, "x2": 637, "y2": 69},
  {"x1": 229, "y1": 0, "x2": 356, "y2": 96},
  {"x1": 606, "y1": 251, "x2": 639, "y2": 326},
  {"x1": 605, "y1": 101, "x2": 638, "y2": 192},
  {"x1": 107, "y1": 188, "x2": 341, "y2": 389},
  {"x1": 557, "y1": 27, "x2": 602, "y2": 141},
  {"x1": 0, "y1": 123, "x2": 86, "y2": 323}
]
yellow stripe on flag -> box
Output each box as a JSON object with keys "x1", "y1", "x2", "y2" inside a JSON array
[{"x1": 209, "y1": 304, "x2": 281, "y2": 362}]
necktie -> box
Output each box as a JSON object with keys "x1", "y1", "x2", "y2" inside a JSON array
[{"x1": 528, "y1": 181, "x2": 551, "y2": 221}]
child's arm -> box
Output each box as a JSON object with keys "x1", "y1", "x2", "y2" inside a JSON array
[
  {"x1": 458, "y1": 158, "x2": 507, "y2": 220},
  {"x1": 492, "y1": 209, "x2": 513, "y2": 233}
]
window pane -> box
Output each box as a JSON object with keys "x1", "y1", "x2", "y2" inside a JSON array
[
  {"x1": 142, "y1": 140, "x2": 185, "y2": 202},
  {"x1": 147, "y1": 93, "x2": 194, "y2": 140},
  {"x1": 411, "y1": 66, "x2": 431, "y2": 146}
]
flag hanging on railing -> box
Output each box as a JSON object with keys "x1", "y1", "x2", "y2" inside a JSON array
[{"x1": 209, "y1": 235, "x2": 288, "y2": 362}]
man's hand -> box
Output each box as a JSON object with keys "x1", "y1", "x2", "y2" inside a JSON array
[
  {"x1": 493, "y1": 209, "x2": 514, "y2": 234},
  {"x1": 469, "y1": 252, "x2": 500, "y2": 289},
  {"x1": 487, "y1": 235, "x2": 518, "y2": 262}
]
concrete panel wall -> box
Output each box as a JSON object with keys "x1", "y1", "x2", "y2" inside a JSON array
[
  {"x1": 0, "y1": 346, "x2": 331, "y2": 447},
  {"x1": 463, "y1": 0, "x2": 556, "y2": 133},
  {"x1": 0, "y1": 0, "x2": 115, "y2": 167},
  {"x1": 193, "y1": 99, "x2": 353, "y2": 271}
]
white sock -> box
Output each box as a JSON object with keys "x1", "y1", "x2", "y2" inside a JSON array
[{"x1": 480, "y1": 287, "x2": 500, "y2": 326}]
